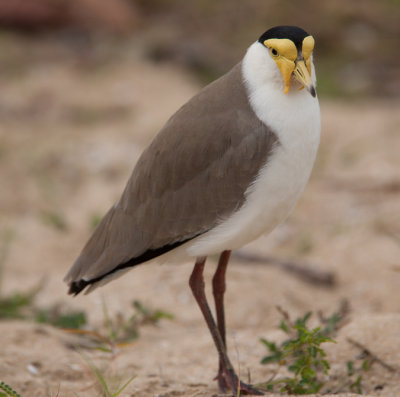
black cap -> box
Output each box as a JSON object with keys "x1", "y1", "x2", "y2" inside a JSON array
[{"x1": 258, "y1": 26, "x2": 310, "y2": 50}]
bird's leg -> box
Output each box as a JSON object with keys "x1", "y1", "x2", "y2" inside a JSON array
[
  {"x1": 212, "y1": 250, "x2": 230, "y2": 390},
  {"x1": 189, "y1": 257, "x2": 263, "y2": 396},
  {"x1": 189, "y1": 257, "x2": 232, "y2": 367},
  {"x1": 213, "y1": 250, "x2": 230, "y2": 345}
]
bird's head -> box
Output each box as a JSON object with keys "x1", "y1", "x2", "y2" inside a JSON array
[{"x1": 256, "y1": 26, "x2": 316, "y2": 97}]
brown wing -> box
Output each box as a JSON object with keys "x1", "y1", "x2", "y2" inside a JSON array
[{"x1": 65, "y1": 63, "x2": 278, "y2": 288}]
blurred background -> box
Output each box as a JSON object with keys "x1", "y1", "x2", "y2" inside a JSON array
[
  {"x1": 0, "y1": 0, "x2": 399, "y2": 95},
  {"x1": 1, "y1": 1, "x2": 400, "y2": 396}
]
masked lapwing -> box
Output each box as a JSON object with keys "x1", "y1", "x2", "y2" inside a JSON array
[{"x1": 65, "y1": 25, "x2": 320, "y2": 395}]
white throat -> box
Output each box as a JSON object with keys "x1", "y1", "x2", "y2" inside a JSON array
[{"x1": 242, "y1": 41, "x2": 320, "y2": 150}]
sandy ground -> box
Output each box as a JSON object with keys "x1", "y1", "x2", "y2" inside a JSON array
[{"x1": 0, "y1": 40, "x2": 400, "y2": 396}]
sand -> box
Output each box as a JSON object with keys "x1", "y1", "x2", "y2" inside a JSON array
[{"x1": 0, "y1": 40, "x2": 399, "y2": 396}]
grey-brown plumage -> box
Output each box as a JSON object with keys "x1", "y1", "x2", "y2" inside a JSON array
[{"x1": 65, "y1": 63, "x2": 277, "y2": 294}]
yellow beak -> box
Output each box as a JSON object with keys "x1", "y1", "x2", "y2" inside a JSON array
[{"x1": 293, "y1": 60, "x2": 316, "y2": 97}]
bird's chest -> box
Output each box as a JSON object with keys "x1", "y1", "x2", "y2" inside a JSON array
[
  {"x1": 215, "y1": 89, "x2": 321, "y2": 248},
  {"x1": 248, "y1": 92, "x2": 320, "y2": 217},
  {"x1": 245, "y1": 90, "x2": 321, "y2": 229}
]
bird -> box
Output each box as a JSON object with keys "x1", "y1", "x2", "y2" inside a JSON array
[{"x1": 65, "y1": 25, "x2": 321, "y2": 396}]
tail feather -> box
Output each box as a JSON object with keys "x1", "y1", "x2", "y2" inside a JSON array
[{"x1": 68, "y1": 279, "x2": 90, "y2": 295}]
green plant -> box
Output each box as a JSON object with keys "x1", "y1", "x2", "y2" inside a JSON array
[
  {"x1": 0, "y1": 285, "x2": 41, "y2": 319},
  {"x1": 104, "y1": 299, "x2": 172, "y2": 342},
  {"x1": 349, "y1": 373, "x2": 363, "y2": 394},
  {"x1": 318, "y1": 302, "x2": 349, "y2": 336},
  {"x1": 131, "y1": 299, "x2": 174, "y2": 324},
  {"x1": 40, "y1": 210, "x2": 68, "y2": 231},
  {"x1": 256, "y1": 303, "x2": 389, "y2": 395},
  {"x1": 81, "y1": 354, "x2": 135, "y2": 397},
  {"x1": 0, "y1": 381, "x2": 20, "y2": 397},
  {"x1": 258, "y1": 309, "x2": 335, "y2": 394},
  {"x1": 35, "y1": 306, "x2": 87, "y2": 329},
  {"x1": 337, "y1": 337, "x2": 394, "y2": 395},
  {"x1": 64, "y1": 300, "x2": 172, "y2": 395},
  {"x1": 67, "y1": 299, "x2": 173, "y2": 354},
  {"x1": 0, "y1": 282, "x2": 88, "y2": 330},
  {"x1": 0, "y1": 259, "x2": 87, "y2": 328},
  {"x1": 0, "y1": 231, "x2": 43, "y2": 320}
]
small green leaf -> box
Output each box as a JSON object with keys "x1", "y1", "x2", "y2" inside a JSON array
[
  {"x1": 350, "y1": 375, "x2": 363, "y2": 394},
  {"x1": 111, "y1": 375, "x2": 136, "y2": 397},
  {"x1": 347, "y1": 360, "x2": 354, "y2": 376},
  {"x1": 321, "y1": 359, "x2": 330, "y2": 372},
  {"x1": 362, "y1": 359, "x2": 372, "y2": 371},
  {"x1": 0, "y1": 382, "x2": 20, "y2": 397},
  {"x1": 40, "y1": 210, "x2": 68, "y2": 232},
  {"x1": 309, "y1": 346, "x2": 317, "y2": 358},
  {"x1": 260, "y1": 338, "x2": 279, "y2": 352},
  {"x1": 302, "y1": 366, "x2": 316, "y2": 379},
  {"x1": 280, "y1": 320, "x2": 289, "y2": 333},
  {"x1": 35, "y1": 309, "x2": 87, "y2": 329},
  {"x1": 261, "y1": 354, "x2": 281, "y2": 364}
]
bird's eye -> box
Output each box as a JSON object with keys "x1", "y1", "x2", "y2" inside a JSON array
[{"x1": 270, "y1": 48, "x2": 278, "y2": 57}]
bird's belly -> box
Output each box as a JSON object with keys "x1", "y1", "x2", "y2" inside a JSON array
[
  {"x1": 187, "y1": 148, "x2": 312, "y2": 256},
  {"x1": 188, "y1": 110, "x2": 320, "y2": 257}
]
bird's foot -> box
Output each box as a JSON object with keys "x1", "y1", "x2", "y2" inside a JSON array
[{"x1": 215, "y1": 367, "x2": 263, "y2": 396}]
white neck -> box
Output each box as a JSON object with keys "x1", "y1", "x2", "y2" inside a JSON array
[{"x1": 242, "y1": 41, "x2": 320, "y2": 151}]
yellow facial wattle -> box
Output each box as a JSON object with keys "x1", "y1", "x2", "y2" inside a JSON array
[
  {"x1": 302, "y1": 35, "x2": 315, "y2": 75},
  {"x1": 264, "y1": 35, "x2": 315, "y2": 95},
  {"x1": 264, "y1": 38, "x2": 297, "y2": 94}
]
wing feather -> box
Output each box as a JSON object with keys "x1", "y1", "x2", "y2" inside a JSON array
[{"x1": 65, "y1": 63, "x2": 278, "y2": 286}]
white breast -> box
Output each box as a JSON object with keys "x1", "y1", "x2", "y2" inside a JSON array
[{"x1": 187, "y1": 42, "x2": 321, "y2": 257}]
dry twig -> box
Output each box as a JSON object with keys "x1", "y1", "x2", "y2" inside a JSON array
[
  {"x1": 347, "y1": 337, "x2": 398, "y2": 373},
  {"x1": 233, "y1": 251, "x2": 335, "y2": 287}
]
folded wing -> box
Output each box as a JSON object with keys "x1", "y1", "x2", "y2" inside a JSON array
[{"x1": 64, "y1": 63, "x2": 277, "y2": 293}]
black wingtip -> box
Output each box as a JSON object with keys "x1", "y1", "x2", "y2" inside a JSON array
[
  {"x1": 68, "y1": 279, "x2": 90, "y2": 296},
  {"x1": 66, "y1": 235, "x2": 203, "y2": 297}
]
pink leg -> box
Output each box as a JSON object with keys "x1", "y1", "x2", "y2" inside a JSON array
[
  {"x1": 189, "y1": 256, "x2": 263, "y2": 395},
  {"x1": 212, "y1": 250, "x2": 230, "y2": 391}
]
